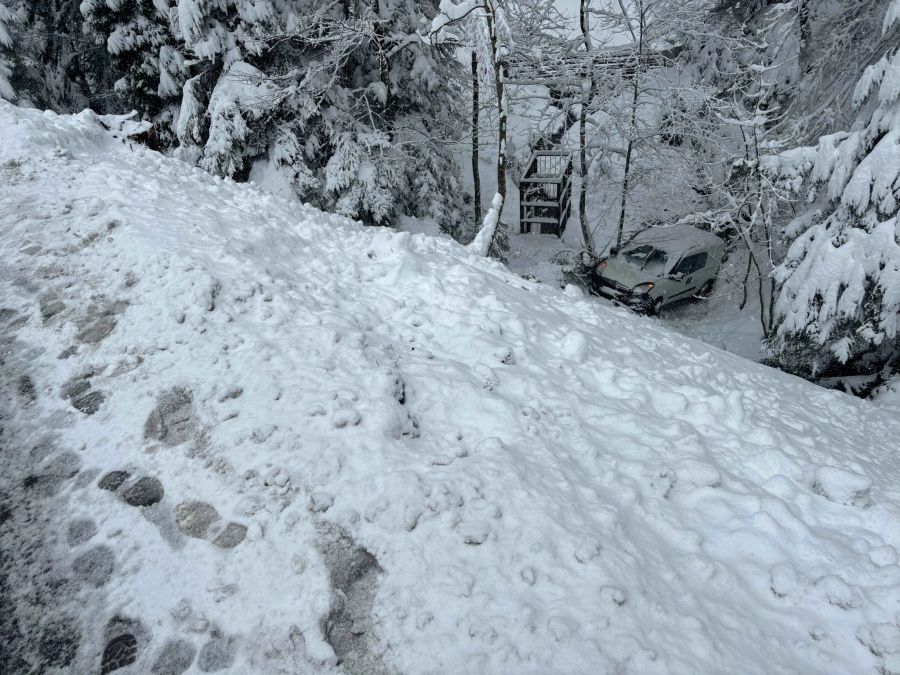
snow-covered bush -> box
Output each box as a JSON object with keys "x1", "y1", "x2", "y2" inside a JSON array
[{"x1": 764, "y1": 1, "x2": 900, "y2": 385}]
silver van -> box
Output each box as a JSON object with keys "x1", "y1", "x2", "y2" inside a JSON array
[{"x1": 590, "y1": 225, "x2": 725, "y2": 314}]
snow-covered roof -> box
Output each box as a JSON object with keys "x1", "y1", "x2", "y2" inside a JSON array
[
  {"x1": 631, "y1": 223, "x2": 724, "y2": 254},
  {"x1": 3, "y1": 102, "x2": 900, "y2": 675}
]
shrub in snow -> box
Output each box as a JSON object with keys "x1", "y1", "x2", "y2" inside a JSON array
[{"x1": 764, "y1": 1, "x2": 900, "y2": 385}]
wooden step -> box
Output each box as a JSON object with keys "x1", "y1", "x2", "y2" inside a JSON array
[{"x1": 521, "y1": 216, "x2": 561, "y2": 224}]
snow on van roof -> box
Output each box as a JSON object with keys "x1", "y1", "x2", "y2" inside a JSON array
[{"x1": 630, "y1": 224, "x2": 723, "y2": 253}]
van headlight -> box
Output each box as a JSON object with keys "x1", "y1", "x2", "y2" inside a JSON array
[{"x1": 632, "y1": 282, "x2": 655, "y2": 294}]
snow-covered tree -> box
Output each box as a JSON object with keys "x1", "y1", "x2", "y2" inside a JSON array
[
  {"x1": 763, "y1": 1, "x2": 900, "y2": 386},
  {"x1": 430, "y1": 0, "x2": 512, "y2": 258},
  {"x1": 76, "y1": 0, "x2": 467, "y2": 228},
  {"x1": 0, "y1": 1, "x2": 15, "y2": 101},
  {"x1": 238, "y1": 0, "x2": 468, "y2": 227},
  {"x1": 3, "y1": 1, "x2": 99, "y2": 111},
  {"x1": 81, "y1": 0, "x2": 186, "y2": 142},
  {"x1": 588, "y1": 0, "x2": 711, "y2": 250},
  {"x1": 671, "y1": 4, "x2": 801, "y2": 338}
]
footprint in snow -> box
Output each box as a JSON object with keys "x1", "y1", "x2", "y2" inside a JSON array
[
  {"x1": 317, "y1": 522, "x2": 386, "y2": 675},
  {"x1": 332, "y1": 406, "x2": 362, "y2": 428},
  {"x1": 61, "y1": 372, "x2": 106, "y2": 415},
  {"x1": 39, "y1": 292, "x2": 65, "y2": 321},
  {"x1": 67, "y1": 518, "x2": 98, "y2": 547},
  {"x1": 97, "y1": 470, "x2": 165, "y2": 507},
  {"x1": 144, "y1": 387, "x2": 197, "y2": 447},
  {"x1": 72, "y1": 544, "x2": 115, "y2": 588},
  {"x1": 100, "y1": 615, "x2": 147, "y2": 674},
  {"x1": 197, "y1": 636, "x2": 238, "y2": 672},
  {"x1": 173, "y1": 500, "x2": 248, "y2": 549},
  {"x1": 151, "y1": 639, "x2": 196, "y2": 675},
  {"x1": 23, "y1": 450, "x2": 82, "y2": 498},
  {"x1": 75, "y1": 299, "x2": 127, "y2": 344}
]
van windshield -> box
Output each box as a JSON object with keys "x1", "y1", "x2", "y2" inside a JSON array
[{"x1": 620, "y1": 245, "x2": 669, "y2": 274}]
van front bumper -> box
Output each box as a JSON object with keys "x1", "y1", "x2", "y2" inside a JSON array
[{"x1": 592, "y1": 277, "x2": 656, "y2": 313}]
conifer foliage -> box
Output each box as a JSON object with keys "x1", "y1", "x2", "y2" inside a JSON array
[
  {"x1": 3, "y1": 0, "x2": 466, "y2": 231},
  {"x1": 0, "y1": 1, "x2": 14, "y2": 101},
  {"x1": 765, "y1": 0, "x2": 900, "y2": 384}
]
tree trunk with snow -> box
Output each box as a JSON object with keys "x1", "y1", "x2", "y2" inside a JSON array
[
  {"x1": 578, "y1": 0, "x2": 595, "y2": 253},
  {"x1": 615, "y1": 22, "x2": 642, "y2": 251},
  {"x1": 468, "y1": 193, "x2": 504, "y2": 256},
  {"x1": 472, "y1": 49, "x2": 482, "y2": 227},
  {"x1": 486, "y1": 6, "x2": 507, "y2": 215}
]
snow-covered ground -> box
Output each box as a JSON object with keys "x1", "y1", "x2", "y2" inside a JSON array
[{"x1": 3, "y1": 102, "x2": 900, "y2": 674}]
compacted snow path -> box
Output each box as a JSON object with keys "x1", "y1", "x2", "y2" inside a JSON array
[{"x1": 2, "y1": 102, "x2": 900, "y2": 674}]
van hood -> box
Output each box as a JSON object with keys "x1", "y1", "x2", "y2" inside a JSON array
[{"x1": 599, "y1": 256, "x2": 662, "y2": 289}]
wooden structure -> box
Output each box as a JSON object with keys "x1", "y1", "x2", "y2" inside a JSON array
[
  {"x1": 508, "y1": 43, "x2": 679, "y2": 237},
  {"x1": 519, "y1": 150, "x2": 572, "y2": 236},
  {"x1": 503, "y1": 44, "x2": 679, "y2": 86}
]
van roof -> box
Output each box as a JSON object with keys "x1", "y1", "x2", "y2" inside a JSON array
[{"x1": 629, "y1": 225, "x2": 723, "y2": 254}]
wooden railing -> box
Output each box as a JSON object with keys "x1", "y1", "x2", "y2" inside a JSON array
[{"x1": 519, "y1": 150, "x2": 573, "y2": 237}]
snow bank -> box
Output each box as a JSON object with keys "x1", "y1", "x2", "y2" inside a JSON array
[{"x1": 3, "y1": 101, "x2": 900, "y2": 674}]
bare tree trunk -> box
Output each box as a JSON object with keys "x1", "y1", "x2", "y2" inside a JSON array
[
  {"x1": 757, "y1": 264, "x2": 769, "y2": 338},
  {"x1": 615, "y1": 25, "x2": 642, "y2": 251},
  {"x1": 486, "y1": 5, "x2": 507, "y2": 252},
  {"x1": 579, "y1": 98, "x2": 593, "y2": 252},
  {"x1": 471, "y1": 50, "x2": 482, "y2": 227},
  {"x1": 798, "y1": 0, "x2": 812, "y2": 64},
  {"x1": 739, "y1": 250, "x2": 752, "y2": 311}
]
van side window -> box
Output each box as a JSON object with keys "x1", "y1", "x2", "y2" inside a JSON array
[{"x1": 673, "y1": 252, "x2": 707, "y2": 276}]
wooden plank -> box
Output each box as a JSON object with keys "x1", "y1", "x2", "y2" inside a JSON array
[
  {"x1": 520, "y1": 177, "x2": 563, "y2": 185},
  {"x1": 521, "y1": 216, "x2": 561, "y2": 224},
  {"x1": 521, "y1": 200, "x2": 561, "y2": 208}
]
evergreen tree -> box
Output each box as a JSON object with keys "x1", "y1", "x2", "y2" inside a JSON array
[
  {"x1": 5, "y1": 0, "x2": 469, "y2": 232},
  {"x1": 81, "y1": 0, "x2": 186, "y2": 141},
  {"x1": 0, "y1": 1, "x2": 15, "y2": 101},
  {"x1": 765, "y1": 0, "x2": 900, "y2": 385},
  {"x1": 6, "y1": 0, "x2": 99, "y2": 111},
  {"x1": 165, "y1": 0, "x2": 466, "y2": 226}
]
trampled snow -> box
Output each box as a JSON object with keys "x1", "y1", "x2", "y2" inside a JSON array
[{"x1": 2, "y1": 102, "x2": 900, "y2": 674}]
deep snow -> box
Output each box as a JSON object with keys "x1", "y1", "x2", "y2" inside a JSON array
[{"x1": 2, "y1": 102, "x2": 900, "y2": 674}]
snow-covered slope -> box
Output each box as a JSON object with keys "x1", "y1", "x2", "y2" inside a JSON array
[{"x1": 2, "y1": 102, "x2": 900, "y2": 675}]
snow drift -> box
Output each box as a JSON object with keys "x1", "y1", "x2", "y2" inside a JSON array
[{"x1": 2, "y1": 101, "x2": 900, "y2": 674}]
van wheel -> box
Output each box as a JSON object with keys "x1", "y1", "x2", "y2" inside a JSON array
[{"x1": 694, "y1": 280, "x2": 715, "y2": 299}]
